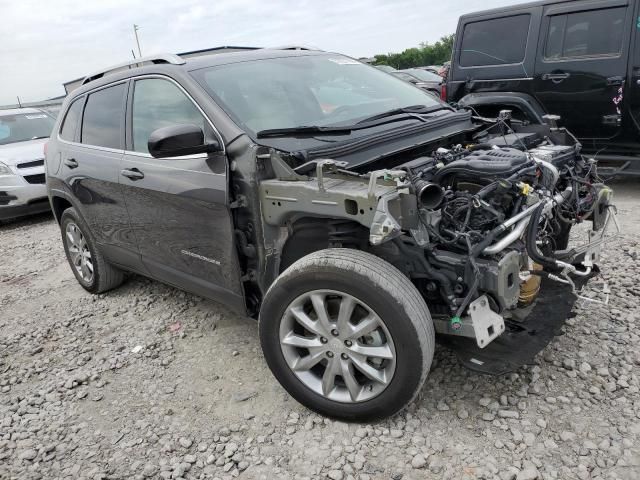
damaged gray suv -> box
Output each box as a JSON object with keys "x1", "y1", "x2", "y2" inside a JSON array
[{"x1": 46, "y1": 49, "x2": 614, "y2": 420}]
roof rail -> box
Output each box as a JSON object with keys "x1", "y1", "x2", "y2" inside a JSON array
[
  {"x1": 82, "y1": 53, "x2": 185, "y2": 86},
  {"x1": 270, "y1": 45, "x2": 318, "y2": 51}
]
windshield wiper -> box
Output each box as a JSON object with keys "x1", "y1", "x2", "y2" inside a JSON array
[
  {"x1": 355, "y1": 104, "x2": 454, "y2": 124},
  {"x1": 256, "y1": 105, "x2": 455, "y2": 139},
  {"x1": 256, "y1": 125, "x2": 355, "y2": 138},
  {"x1": 31, "y1": 136, "x2": 49, "y2": 140}
]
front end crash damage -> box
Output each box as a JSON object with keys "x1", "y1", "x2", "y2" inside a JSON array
[
  {"x1": 261, "y1": 155, "x2": 415, "y2": 246},
  {"x1": 257, "y1": 136, "x2": 617, "y2": 374}
]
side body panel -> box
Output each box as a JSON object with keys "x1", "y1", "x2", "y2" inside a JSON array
[
  {"x1": 625, "y1": 0, "x2": 640, "y2": 140},
  {"x1": 51, "y1": 87, "x2": 143, "y2": 270},
  {"x1": 533, "y1": 0, "x2": 634, "y2": 140}
]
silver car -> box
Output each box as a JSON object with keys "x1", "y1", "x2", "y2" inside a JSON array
[{"x1": 0, "y1": 108, "x2": 54, "y2": 221}]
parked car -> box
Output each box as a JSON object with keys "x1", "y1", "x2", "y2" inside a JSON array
[
  {"x1": 374, "y1": 64, "x2": 396, "y2": 73},
  {"x1": 447, "y1": 0, "x2": 640, "y2": 176},
  {"x1": 0, "y1": 108, "x2": 54, "y2": 221},
  {"x1": 420, "y1": 65, "x2": 442, "y2": 75},
  {"x1": 390, "y1": 69, "x2": 443, "y2": 96},
  {"x1": 46, "y1": 49, "x2": 612, "y2": 421}
]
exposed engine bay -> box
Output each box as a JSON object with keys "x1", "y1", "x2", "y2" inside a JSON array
[{"x1": 258, "y1": 115, "x2": 616, "y2": 359}]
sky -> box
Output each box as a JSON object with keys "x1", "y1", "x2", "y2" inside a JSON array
[{"x1": 0, "y1": 0, "x2": 530, "y2": 105}]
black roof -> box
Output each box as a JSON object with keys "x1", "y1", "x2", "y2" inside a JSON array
[
  {"x1": 184, "y1": 48, "x2": 327, "y2": 71},
  {"x1": 460, "y1": 0, "x2": 582, "y2": 19}
]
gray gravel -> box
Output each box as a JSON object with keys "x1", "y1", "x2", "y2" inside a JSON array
[{"x1": 1, "y1": 180, "x2": 639, "y2": 480}]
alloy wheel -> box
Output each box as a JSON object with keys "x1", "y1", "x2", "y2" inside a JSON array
[
  {"x1": 65, "y1": 222, "x2": 94, "y2": 283},
  {"x1": 279, "y1": 289, "x2": 396, "y2": 403}
]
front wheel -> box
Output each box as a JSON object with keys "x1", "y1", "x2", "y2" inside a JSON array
[{"x1": 259, "y1": 249, "x2": 434, "y2": 421}]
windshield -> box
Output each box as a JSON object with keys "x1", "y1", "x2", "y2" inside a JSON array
[
  {"x1": 403, "y1": 69, "x2": 442, "y2": 83},
  {"x1": 192, "y1": 54, "x2": 442, "y2": 135},
  {"x1": 0, "y1": 112, "x2": 54, "y2": 146}
]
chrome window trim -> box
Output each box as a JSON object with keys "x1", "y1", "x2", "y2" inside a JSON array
[
  {"x1": 126, "y1": 74, "x2": 226, "y2": 156},
  {"x1": 56, "y1": 74, "x2": 225, "y2": 157}
]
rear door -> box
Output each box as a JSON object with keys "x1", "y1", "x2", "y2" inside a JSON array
[
  {"x1": 59, "y1": 82, "x2": 142, "y2": 268},
  {"x1": 626, "y1": 0, "x2": 640, "y2": 139},
  {"x1": 119, "y1": 75, "x2": 243, "y2": 307},
  {"x1": 534, "y1": 0, "x2": 634, "y2": 140},
  {"x1": 448, "y1": 8, "x2": 541, "y2": 102}
]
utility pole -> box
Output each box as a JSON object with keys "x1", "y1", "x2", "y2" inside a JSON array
[{"x1": 133, "y1": 24, "x2": 142, "y2": 58}]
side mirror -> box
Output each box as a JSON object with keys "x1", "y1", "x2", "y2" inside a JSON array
[{"x1": 148, "y1": 124, "x2": 221, "y2": 158}]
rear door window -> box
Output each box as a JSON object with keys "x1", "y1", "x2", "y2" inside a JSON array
[
  {"x1": 460, "y1": 15, "x2": 531, "y2": 67},
  {"x1": 545, "y1": 7, "x2": 626, "y2": 59},
  {"x1": 60, "y1": 98, "x2": 83, "y2": 141},
  {"x1": 81, "y1": 83, "x2": 126, "y2": 149}
]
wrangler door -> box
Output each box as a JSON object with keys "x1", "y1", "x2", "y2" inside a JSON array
[{"x1": 534, "y1": 0, "x2": 634, "y2": 140}]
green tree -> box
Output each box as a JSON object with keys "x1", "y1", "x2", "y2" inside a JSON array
[{"x1": 373, "y1": 35, "x2": 454, "y2": 69}]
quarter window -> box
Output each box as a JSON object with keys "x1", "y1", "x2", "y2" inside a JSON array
[
  {"x1": 60, "y1": 98, "x2": 83, "y2": 141},
  {"x1": 460, "y1": 15, "x2": 531, "y2": 67},
  {"x1": 545, "y1": 7, "x2": 626, "y2": 59},
  {"x1": 81, "y1": 83, "x2": 126, "y2": 149},
  {"x1": 131, "y1": 79, "x2": 206, "y2": 154}
]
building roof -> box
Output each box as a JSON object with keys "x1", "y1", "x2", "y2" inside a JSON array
[{"x1": 0, "y1": 107, "x2": 44, "y2": 116}]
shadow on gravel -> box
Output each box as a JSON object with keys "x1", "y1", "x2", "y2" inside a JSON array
[{"x1": 0, "y1": 211, "x2": 54, "y2": 231}]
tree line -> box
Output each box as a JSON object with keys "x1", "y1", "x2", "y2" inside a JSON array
[{"x1": 372, "y1": 35, "x2": 454, "y2": 69}]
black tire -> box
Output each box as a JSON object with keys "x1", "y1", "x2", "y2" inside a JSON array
[
  {"x1": 259, "y1": 248, "x2": 434, "y2": 421},
  {"x1": 60, "y1": 207, "x2": 125, "y2": 294}
]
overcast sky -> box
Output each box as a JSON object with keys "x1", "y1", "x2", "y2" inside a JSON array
[{"x1": 0, "y1": 0, "x2": 529, "y2": 105}]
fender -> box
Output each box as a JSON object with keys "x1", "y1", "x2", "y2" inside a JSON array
[
  {"x1": 48, "y1": 186, "x2": 86, "y2": 224},
  {"x1": 456, "y1": 92, "x2": 547, "y2": 125}
]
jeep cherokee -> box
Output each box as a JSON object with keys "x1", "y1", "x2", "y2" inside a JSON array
[{"x1": 46, "y1": 49, "x2": 614, "y2": 421}]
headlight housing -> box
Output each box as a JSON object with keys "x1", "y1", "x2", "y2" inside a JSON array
[{"x1": 0, "y1": 161, "x2": 14, "y2": 176}]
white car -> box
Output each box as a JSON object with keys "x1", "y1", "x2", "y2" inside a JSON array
[{"x1": 0, "y1": 108, "x2": 54, "y2": 221}]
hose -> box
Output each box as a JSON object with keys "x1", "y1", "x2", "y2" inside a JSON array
[{"x1": 525, "y1": 203, "x2": 559, "y2": 270}]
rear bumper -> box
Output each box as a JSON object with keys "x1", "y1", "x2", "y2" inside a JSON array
[{"x1": 593, "y1": 155, "x2": 640, "y2": 177}]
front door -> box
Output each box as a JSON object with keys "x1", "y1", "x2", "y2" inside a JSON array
[
  {"x1": 119, "y1": 76, "x2": 243, "y2": 308},
  {"x1": 534, "y1": 0, "x2": 633, "y2": 140}
]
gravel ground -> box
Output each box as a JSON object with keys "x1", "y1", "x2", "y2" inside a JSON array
[{"x1": 1, "y1": 180, "x2": 639, "y2": 480}]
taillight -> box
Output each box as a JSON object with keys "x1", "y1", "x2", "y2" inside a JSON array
[{"x1": 440, "y1": 83, "x2": 447, "y2": 102}]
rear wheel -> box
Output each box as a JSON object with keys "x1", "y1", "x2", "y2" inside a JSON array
[
  {"x1": 259, "y1": 248, "x2": 434, "y2": 421},
  {"x1": 60, "y1": 207, "x2": 125, "y2": 293}
]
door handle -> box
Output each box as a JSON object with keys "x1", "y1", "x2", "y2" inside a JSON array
[
  {"x1": 607, "y1": 76, "x2": 624, "y2": 87},
  {"x1": 63, "y1": 158, "x2": 78, "y2": 169},
  {"x1": 542, "y1": 72, "x2": 570, "y2": 82},
  {"x1": 120, "y1": 168, "x2": 144, "y2": 180}
]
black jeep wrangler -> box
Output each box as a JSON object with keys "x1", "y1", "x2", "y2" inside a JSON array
[
  {"x1": 46, "y1": 49, "x2": 613, "y2": 421},
  {"x1": 447, "y1": 0, "x2": 640, "y2": 177}
]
